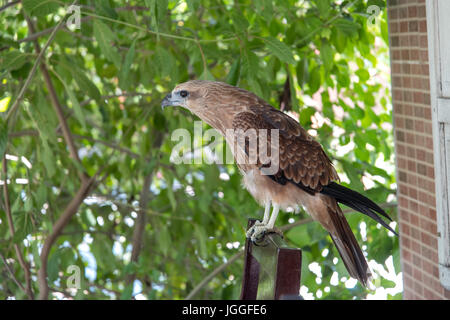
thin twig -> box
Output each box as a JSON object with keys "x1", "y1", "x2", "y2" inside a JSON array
[
  {"x1": 18, "y1": 16, "x2": 93, "y2": 43},
  {"x1": 5, "y1": 8, "x2": 69, "y2": 122},
  {"x1": 79, "y1": 92, "x2": 154, "y2": 108},
  {"x1": 10, "y1": 130, "x2": 143, "y2": 160},
  {"x1": 185, "y1": 249, "x2": 244, "y2": 300},
  {"x1": 81, "y1": 11, "x2": 237, "y2": 43},
  {"x1": 0, "y1": 0, "x2": 19, "y2": 13},
  {"x1": 16, "y1": 5, "x2": 150, "y2": 44},
  {"x1": 196, "y1": 38, "x2": 208, "y2": 74},
  {"x1": 89, "y1": 193, "x2": 193, "y2": 222},
  {"x1": 1, "y1": 156, "x2": 34, "y2": 299},
  {"x1": 0, "y1": 252, "x2": 27, "y2": 293}
]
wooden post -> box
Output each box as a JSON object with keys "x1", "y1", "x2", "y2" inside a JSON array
[
  {"x1": 240, "y1": 218, "x2": 303, "y2": 300},
  {"x1": 240, "y1": 219, "x2": 260, "y2": 300}
]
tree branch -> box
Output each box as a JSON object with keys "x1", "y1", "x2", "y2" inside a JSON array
[
  {"x1": 24, "y1": 12, "x2": 88, "y2": 184},
  {"x1": 37, "y1": 172, "x2": 99, "y2": 300},
  {"x1": 125, "y1": 171, "x2": 154, "y2": 288},
  {"x1": 125, "y1": 132, "x2": 164, "y2": 289},
  {"x1": 0, "y1": 0, "x2": 19, "y2": 13}
]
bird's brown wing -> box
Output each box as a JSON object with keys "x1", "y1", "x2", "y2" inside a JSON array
[
  {"x1": 233, "y1": 105, "x2": 372, "y2": 286},
  {"x1": 232, "y1": 104, "x2": 339, "y2": 193}
]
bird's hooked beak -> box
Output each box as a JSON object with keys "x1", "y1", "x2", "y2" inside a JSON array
[
  {"x1": 161, "y1": 92, "x2": 184, "y2": 110},
  {"x1": 161, "y1": 93, "x2": 173, "y2": 109}
]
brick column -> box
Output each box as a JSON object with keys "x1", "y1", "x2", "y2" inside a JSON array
[{"x1": 388, "y1": 0, "x2": 450, "y2": 299}]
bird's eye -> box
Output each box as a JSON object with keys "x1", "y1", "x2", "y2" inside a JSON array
[{"x1": 179, "y1": 90, "x2": 189, "y2": 98}]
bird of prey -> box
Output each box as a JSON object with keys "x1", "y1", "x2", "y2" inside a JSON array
[{"x1": 161, "y1": 80, "x2": 397, "y2": 286}]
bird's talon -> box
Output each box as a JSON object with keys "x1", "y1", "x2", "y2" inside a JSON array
[
  {"x1": 245, "y1": 221, "x2": 264, "y2": 238},
  {"x1": 266, "y1": 227, "x2": 283, "y2": 239},
  {"x1": 247, "y1": 225, "x2": 284, "y2": 246}
]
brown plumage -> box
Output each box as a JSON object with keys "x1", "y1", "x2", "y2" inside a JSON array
[{"x1": 161, "y1": 80, "x2": 397, "y2": 287}]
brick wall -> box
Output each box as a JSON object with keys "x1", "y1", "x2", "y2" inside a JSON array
[{"x1": 387, "y1": 0, "x2": 450, "y2": 299}]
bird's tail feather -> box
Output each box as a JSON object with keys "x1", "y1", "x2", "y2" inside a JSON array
[
  {"x1": 321, "y1": 182, "x2": 398, "y2": 236},
  {"x1": 327, "y1": 204, "x2": 372, "y2": 287}
]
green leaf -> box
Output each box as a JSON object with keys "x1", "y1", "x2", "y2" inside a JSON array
[
  {"x1": 119, "y1": 39, "x2": 137, "y2": 89},
  {"x1": 27, "y1": 91, "x2": 58, "y2": 145},
  {"x1": 58, "y1": 74, "x2": 87, "y2": 129},
  {"x1": 0, "y1": 96, "x2": 11, "y2": 113},
  {"x1": 316, "y1": 0, "x2": 330, "y2": 17},
  {"x1": 342, "y1": 163, "x2": 365, "y2": 193},
  {"x1": 356, "y1": 69, "x2": 370, "y2": 82},
  {"x1": 120, "y1": 284, "x2": 133, "y2": 300},
  {"x1": 288, "y1": 65, "x2": 299, "y2": 110},
  {"x1": 231, "y1": 11, "x2": 249, "y2": 33},
  {"x1": 145, "y1": 0, "x2": 159, "y2": 39},
  {"x1": 333, "y1": 29, "x2": 348, "y2": 53},
  {"x1": 47, "y1": 250, "x2": 61, "y2": 282},
  {"x1": 94, "y1": 0, "x2": 118, "y2": 19},
  {"x1": 12, "y1": 210, "x2": 33, "y2": 244},
  {"x1": 159, "y1": 226, "x2": 172, "y2": 256},
  {"x1": 0, "y1": 50, "x2": 31, "y2": 71},
  {"x1": 263, "y1": 37, "x2": 296, "y2": 65},
  {"x1": 300, "y1": 106, "x2": 316, "y2": 126},
  {"x1": 61, "y1": 59, "x2": 101, "y2": 102},
  {"x1": 200, "y1": 68, "x2": 215, "y2": 81},
  {"x1": 255, "y1": 0, "x2": 273, "y2": 22},
  {"x1": 166, "y1": 185, "x2": 177, "y2": 211},
  {"x1": 195, "y1": 225, "x2": 208, "y2": 259},
  {"x1": 41, "y1": 140, "x2": 56, "y2": 178},
  {"x1": 225, "y1": 58, "x2": 240, "y2": 86},
  {"x1": 308, "y1": 65, "x2": 322, "y2": 94},
  {"x1": 156, "y1": 0, "x2": 168, "y2": 23},
  {"x1": 241, "y1": 47, "x2": 259, "y2": 77},
  {"x1": 93, "y1": 20, "x2": 121, "y2": 68},
  {"x1": 355, "y1": 147, "x2": 370, "y2": 162},
  {"x1": 22, "y1": 0, "x2": 59, "y2": 17},
  {"x1": 286, "y1": 225, "x2": 311, "y2": 247},
  {"x1": 154, "y1": 46, "x2": 178, "y2": 82},
  {"x1": 320, "y1": 40, "x2": 334, "y2": 70},
  {"x1": 186, "y1": 0, "x2": 200, "y2": 11},
  {"x1": 296, "y1": 58, "x2": 309, "y2": 88},
  {"x1": 334, "y1": 18, "x2": 360, "y2": 37}
]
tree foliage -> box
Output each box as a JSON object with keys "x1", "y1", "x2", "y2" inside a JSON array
[{"x1": 0, "y1": 0, "x2": 399, "y2": 300}]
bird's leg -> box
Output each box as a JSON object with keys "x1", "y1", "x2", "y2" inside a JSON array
[
  {"x1": 266, "y1": 203, "x2": 280, "y2": 230},
  {"x1": 246, "y1": 201, "x2": 271, "y2": 239},
  {"x1": 260, "y1": 201, "x2": 271, "y2": 225},
  {"x1": 247, "y1": 203, "x2": 283, "y2": 243}
]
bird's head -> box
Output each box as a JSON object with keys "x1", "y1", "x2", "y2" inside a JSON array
[
  {"x1": 161, "y1": 80, "x2": 262, "y2": 112},
  {"x1": 161, "y1": 80, "x2": 213, "y2": 111},
  {"x1": 161, "y1": 80, "x2": 264, "y2": 131}
]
